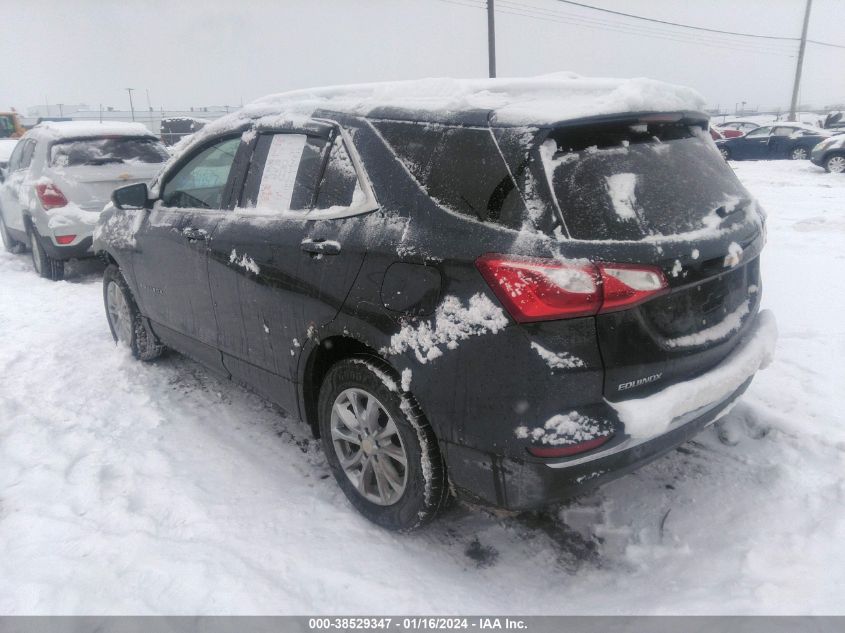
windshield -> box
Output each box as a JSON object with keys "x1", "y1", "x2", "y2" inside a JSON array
[
  {"x1": 51, "y1": 136, "x2": 169, "y2": 167},
  {"x1": 541, "y1": 121, "x2": 752, "y2": 241}
]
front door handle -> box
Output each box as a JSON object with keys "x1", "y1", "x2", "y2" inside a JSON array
[
  {"x1": 182, "y1": 228, "x2": 208, "y2": 241},
  {"x1": 301, "y1": 238, "x2": 341, "y2": 256}
]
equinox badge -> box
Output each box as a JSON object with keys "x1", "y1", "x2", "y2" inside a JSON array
[{"x1": 618, "y1": 373, "x2": 663, "y2": 391}]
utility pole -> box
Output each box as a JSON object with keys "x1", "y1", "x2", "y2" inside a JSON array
[
  {"x1": 789, "y1": 0, "x2": 812, "y2": 122},
  {"x1": 487, "y1": 0, "x2": 496, "y2": 78},
  {"x1": 126, "y1": 88, "x2": 135, "y2": 121}
]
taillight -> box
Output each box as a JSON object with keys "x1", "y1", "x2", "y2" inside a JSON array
[
  {"x1": 597, "y1": 263, "x2": 668, "y2": 313},
  {"x1": 55, "y1": 234, "x2": 76, "y2": 245},
  {"x1": 527, "y1": 435, "x2": 612, "y2": 458},
  {"x1": 35, "y1": 182, "x2": 68, "y2": 210},
  {"x1": 476, "y1": 254, "x2": 668, "y2": 323}
]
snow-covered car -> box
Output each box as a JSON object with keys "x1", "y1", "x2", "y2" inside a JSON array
[
  {"x1": 715, "y1": 122, "x2": 831, "y2": 161},
  {"x1": 810, "y1": 134, "x2": 845, "y2": 173},
  {"x1": 0, "y1": 121, "x2": 169, "y2": 280},
  {"x1": 94, "y1": 75, "x2": 776, "y2": 531},
  {"x1": 0, "y1": 138, "x2": 18, "y2": 173},
  {"x1": 713, "y1": 120, "x2": 760, "y2": 138}
]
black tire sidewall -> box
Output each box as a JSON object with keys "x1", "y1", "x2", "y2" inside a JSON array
[
  {"x1": 318, "y1": 357, "x2": 440, "y2": 531},
  {"x1": 29, "y1": 226, "x2": 63, "y2": 280},
  {"x1": 103, "y1": 264, "x2": 142, "y2": 358}
]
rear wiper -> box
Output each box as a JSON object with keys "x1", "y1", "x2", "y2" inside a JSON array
[{"x1": 84, "y1": 157, "x2": 125, "y2": 165}]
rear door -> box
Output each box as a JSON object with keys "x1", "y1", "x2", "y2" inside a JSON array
[
  {"x1": 207, "y1": 124, "x2": 372, "y2": 409},
  {"x1": 0, "y1": 139, "x2": 35, "y2": 233},
  {"x1": 539, "y1": 117, "x2": 765, "y2": 400},
  {"x1": 737, "y1": 126, "x2": 771, "y2": 159},
  {"x1": 131, "y1": 135, "x2": 243, "y2": 372}
]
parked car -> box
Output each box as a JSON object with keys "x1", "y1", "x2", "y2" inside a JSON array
[
  {"x1": 810, "y1": 134, "x2": 845, "y2": 173},
  {"x1": 713, "y1": 120, "x2": 760, "y2": 138},
  {"x1": 715, "y1": 123, "x2": 831, "y2": 161},
  {"x1": 94, "y1": 77, "x2": 775, "y2": 531},
  {"x1": 709, "y1": 126, "x2": 725, "y2": 141},
  {"x1": 0, "y1": 138, "x2": 17, "y2": 172},
  {"x1": 0, "y1": 121, "x2": 169, "y2": 279},
  {"x1": 160, "y1": 116, "x2": 208, "y2": 146}
]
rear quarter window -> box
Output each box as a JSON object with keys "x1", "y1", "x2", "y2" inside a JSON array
[{"x1": 372, "y1": 120, "x2": 529, "y2": 230}]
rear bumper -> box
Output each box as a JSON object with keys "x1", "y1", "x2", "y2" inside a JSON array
[
  {"x1": 446, "y1": 310, "x2": 778, "y2": 511},
  {"x1": 39, "y1": 235, "x2": 94, "y2": 260}
]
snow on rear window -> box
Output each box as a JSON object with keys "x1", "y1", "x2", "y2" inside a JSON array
[{"x1": 51, "y1": 137, "x2": 169, "y2": 167}]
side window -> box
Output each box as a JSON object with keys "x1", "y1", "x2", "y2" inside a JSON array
[
  {"x1": 745, "y1": 127, "x2": 771, "y2": 138},
  {"x1": 314, "y1": 135, "x2": 363, "y2": 210},
  {"x1": 7, "y1": 141, "x2": 25, "y2": 172},
  {"x1": 239, "y1": 133, "x2": 327, "y2": 212},
  {"x1": 772, "y1": 127, "x2": 794, "y2": 137},
  {"x1": 19, "y1": 140, "x2": 36, "y2": 170},
  {"x1": 373, "y1": 120, "x2": 527, "y2": 229},
  {"x1": 161, "y1": 137, "x2": 240, "y2": 209}
]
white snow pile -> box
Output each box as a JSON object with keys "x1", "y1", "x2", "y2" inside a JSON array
[
  {"x1": 93, "y1": 205, "x2": 145, "y2": 250},
  {"x1": 612, "y1": 310, "x2": 777, "y2": 438},
  {"x1": 31, "y1": 120, "x2": 154, "y2": 140},
  {"x1": 530, "y1": 342, "x2": 585, "y2": 369},
  {"x1": 604, "y1": 173, "x2": 639, "y2": 221},
  {"x1": 248, "y1": 73, "x2": 706, "y2": 126},
  {"x1": 166, "y1": 73, "x2": 705, "y2": 170},
  {"x1": 665, "y1": 300, "x2": 750, "y2": 349},
  {"x1": 516, "y1": 411, "x2": 610, "y2": 446},
  {"x1": 386, "y1": 293, "x2": 509, "y2": 364},
  {"x1": 228, "y1": 249, "x2": 260, "y2": 275},
  {"x1": 45, "y1": 202, "x2": 101, "y2": 230}
]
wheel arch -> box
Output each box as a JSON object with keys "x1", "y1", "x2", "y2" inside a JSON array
[{"x1": 300, "y1": 335, "x2": 398, "y2": 438}]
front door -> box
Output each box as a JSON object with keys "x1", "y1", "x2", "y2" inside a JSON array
[
  {"x1": 131, "y1": 135, "x2": 243, "y2": 372},
  {"x1": 207, "y1": 126, "x2": 372, "y2": 410}
]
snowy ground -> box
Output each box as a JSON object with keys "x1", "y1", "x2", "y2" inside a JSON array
[{"x1": 0, "y1": 160, "x2": 843, "y2": 615}]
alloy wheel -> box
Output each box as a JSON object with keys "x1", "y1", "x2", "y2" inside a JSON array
[
  {"x1": 827, "y1": 155, "x2": 845, "y2": 173},
  {"x1": 791, "y1": 147, "x2": 808, "y2": 160},
  {"x1": 106, "y1": 281, "x2": 133, "y2": 345},
  {"x1": 330, "y1": 387, "x2": 408, "y2": 506}
]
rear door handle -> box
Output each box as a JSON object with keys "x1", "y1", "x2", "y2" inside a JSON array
[
  {"x1": 301, "y1": 238, "x2": 341, "y2": 255},
  {"x1": 182, "y1": 228, "x2": 208, "y2": 241}
]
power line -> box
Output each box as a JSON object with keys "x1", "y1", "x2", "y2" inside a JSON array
[
  {"x1": 550, "y1": 0, "x2": 799, "y2": 41},
  {"x1": 495, "y1": 1, "x2": 798, "y2": 57},
  {"x1": 549, "y1": 0, "x2": 845, "y2": 50}
]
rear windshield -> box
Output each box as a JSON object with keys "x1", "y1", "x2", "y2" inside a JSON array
[
  {"x1": 51, "y1": 137, "x2": 169, "y2": 167},
  {"x1": 542, "y1": 121, "x2": 751, "y2": 241}
]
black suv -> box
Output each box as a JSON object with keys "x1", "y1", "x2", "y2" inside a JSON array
[{"x1": 94, "y1": 86, "x2": 776, "y2": 531}]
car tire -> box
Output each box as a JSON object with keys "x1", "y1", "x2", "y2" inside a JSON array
[
  {"x1": 790, "y1": 147, "x2": 809, "y2": 160},
  {"x1": 0, "y1": 211, "x2": 25, "y2": 254},
  {"x1": 103, "y1": 264, "x2": 164, "y2": 361},
  {"x1": 318, "y1": 356, "x2": 449, "y2": 531},
  {"x1": 824, "y1": 153, "x2": 845, "y2": 174},
  {"x1": 719, "y1": 147, "x2": 730, "y2": 161},
  {"x1": 28, "y1": 225, "x2": 64, "y2": 281}
]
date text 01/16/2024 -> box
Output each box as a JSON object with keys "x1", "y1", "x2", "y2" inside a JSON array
[{"x1": 308, "y1": 618, "x2": 528, "y2": 630}]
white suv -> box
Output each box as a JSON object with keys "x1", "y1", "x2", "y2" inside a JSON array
[{"x1": 0, "y1": 121, "x2": 168, "y2": 280}]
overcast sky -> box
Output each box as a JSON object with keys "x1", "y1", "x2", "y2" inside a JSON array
[{"x1": 2, "y1": 0, "x2": 843, "y2": 114}]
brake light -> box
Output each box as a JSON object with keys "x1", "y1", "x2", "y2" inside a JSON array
[
  {"x1": 476, "y1": 254, "x2": 668, "y2": 322},
  {"x1": 35, "y1": 182, "x2": 68, "y2": 210},
  {"x1": 527, "y1": 435, "x2": 612, "y2": 458},
  {"x1": 597, "y1": 263, "x2": 668, "y2": 313},
  {"x1": 55, "y1": 234, "x2": 76, "y2": 245}
]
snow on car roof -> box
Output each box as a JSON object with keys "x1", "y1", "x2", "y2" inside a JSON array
[
  {"x1": 181, "y1": 73, "x2": 706, "y2": 148},
  {"x1": 250, "y1": 73, "x2": 706, "y2": 124},
  {"x1": 30, "y1": 120, "x2": 155, "y2": 140}
]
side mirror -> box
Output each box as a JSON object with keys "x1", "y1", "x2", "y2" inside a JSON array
[{"x1": 112, "y1": 182, "x2": 149, "y2": 210}]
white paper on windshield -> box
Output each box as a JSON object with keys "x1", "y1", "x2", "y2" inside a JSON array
[{"x1": 256, "y1": 134, "x2": 307, "y2": 211}]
